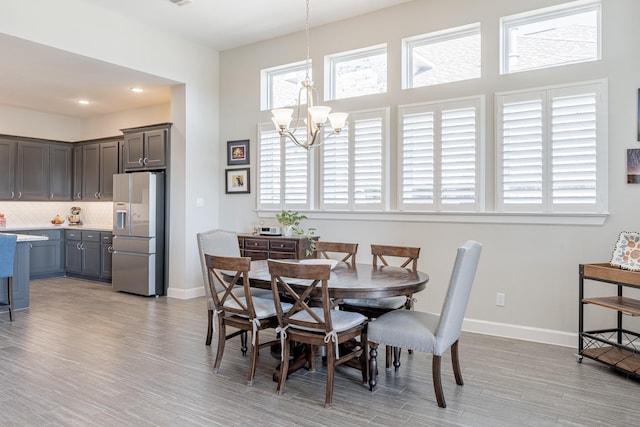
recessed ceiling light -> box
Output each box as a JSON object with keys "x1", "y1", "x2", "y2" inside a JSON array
[
  {"x1": 77, "y1": 99, "x2": 90, "y2": 105},
  {"x1": 130, "y1": 87, "x2": 144, "y2": 93},
  {"x1": 169, "y1": 0, "x2": 192, "y2": 5}
]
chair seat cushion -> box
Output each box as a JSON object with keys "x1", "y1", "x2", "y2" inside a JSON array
[
  {"x1": 342, "y1": 295, "x2": 407, "y2": 310},
  {"x1": 223, "y1": 296, "x2": 291, "y2": 319},
  {"x1": 290, "y1": 307, "x2": 366, "y2": 333},
  {"x1": 368, "y1": 310, "x2": 443, "y2": 354}
]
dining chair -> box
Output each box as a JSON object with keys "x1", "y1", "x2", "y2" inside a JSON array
[
  {"x1": 315, "y1": 241, "x2": 358, "y2": 266},
  {"x1": 205, "y1": 254, "x2": 291, "y2": 386},
  {"x1": 0, "y1": 234, "x2": 18, "y2": 321},
  {"x1": 340, "y1": 244, "x2": 421, "y2": 370},
  {"x1": 268, "y1": 260, "x2": 368, "y2": 409},
  {"x1": 197, "y1": 229, "x2": 272, "y2": 348},
  {"x1": 367, "y1": 240, "x2": 482, "y2": 408}
]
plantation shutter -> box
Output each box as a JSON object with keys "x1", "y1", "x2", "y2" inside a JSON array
[
  {"x1": 441, "y1": 106, "x2": 477, "y2": 205},
  {"x1": 400, "y1": 108, "x2": 435, "y2": 206},
  {"x1": 321, "y1": 125, "x2": 349, "y2": 207},
  {"x1": 258, "y1": 126, "x2": 281, "y2": 209}
]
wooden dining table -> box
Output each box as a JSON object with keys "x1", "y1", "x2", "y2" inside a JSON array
[{"x1": 244, "y1": 259, "x2": 430, "y2": 381}]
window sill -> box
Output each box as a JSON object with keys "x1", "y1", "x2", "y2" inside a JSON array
[{"x1": 256, "y1": 210, "x2": 609, "y2": 226}]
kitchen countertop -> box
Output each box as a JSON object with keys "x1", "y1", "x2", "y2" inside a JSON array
[
  {"x1": 3, "y1": 233, "x2": 49, "y2": 242},
  {"x1": 0, "y1": 225, "x2": 112, "y2": 232}
]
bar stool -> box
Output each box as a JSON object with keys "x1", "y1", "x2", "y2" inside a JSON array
[{"x1": 0, "y1": 234, "x2": 18, "y2": 321}]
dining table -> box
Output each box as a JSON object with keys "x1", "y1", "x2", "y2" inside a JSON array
[{"x1": 244, "y1": 259, "x2": 430, "y2": 381}]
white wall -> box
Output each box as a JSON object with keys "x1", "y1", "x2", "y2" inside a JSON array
[
  {"x1": 0, "y1": 0, "x2": 221, "y2": 299},
  {"x1": 218, "y1": 0, "x2": 640, "y2": 346}
]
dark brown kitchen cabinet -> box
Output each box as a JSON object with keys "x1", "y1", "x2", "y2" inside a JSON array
[
  {"x1": 237, "y1": 234, "x2": 317, "y2": 260},
  {"x1": 122, "y1": 123, "x2": 170, "y2": 171}
]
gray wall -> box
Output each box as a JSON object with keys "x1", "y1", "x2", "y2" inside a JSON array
[{"x1": 218, "y1": 0, "x2": 640, "y2": 346}]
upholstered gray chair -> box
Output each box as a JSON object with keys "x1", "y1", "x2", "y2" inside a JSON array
[
  {"x1": 196, "y1": 229, "x2": 271, "y2": 347},
  {"x1": 0, "y1": 234, "x2": 18, "y2": 321},
  {"x1": 367, "y1": 240, "x2": 482, "y2": 408}
]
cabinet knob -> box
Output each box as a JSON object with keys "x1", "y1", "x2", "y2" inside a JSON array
[
  {"x1": 95, "y1": 192, "x2": 99, "y2": 199},
  {"x1": 138, "y1": 158, "x2": 144, "y2": 165},
  {"x1": 50, "y1": 193, "x2": 54, "y2": 199},
  {"x1": 10, "y1": 191, "x2": 14, "y2": 199},
  {"x1": 143, "y1": 157, "x2": 149, "y2": 165},
  {"x1": 254, "y1": 242, "x2": 258, "y2": 246},
  {"x1": 76, "y1": 192, "x2": 81, "y2": 199},
  {"x1": 18, "y1": 191, "x2": 22, "y2": 199},
  {"x1": 108, "y1": 246, "x2": 114, "y2": 253},
  {"x1": 76, "y1": 243, "x2": 81, "y2": 250}
]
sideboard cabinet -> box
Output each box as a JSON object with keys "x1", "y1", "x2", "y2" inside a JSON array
[
  {"x1": 578, "y1": 263, "x2": 640, "y2": 377},
  {"x1": 238, "y1": 234, "x2": 317, "y2": 260}
]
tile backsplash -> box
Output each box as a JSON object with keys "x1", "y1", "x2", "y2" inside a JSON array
[{"x1": 0, "y1": 201, "x2": 112, "y2": 228}]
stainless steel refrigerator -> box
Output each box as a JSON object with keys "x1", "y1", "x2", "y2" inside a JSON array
[{"x1": 112, "y1": 172, "x2": 165, "y2": 296}]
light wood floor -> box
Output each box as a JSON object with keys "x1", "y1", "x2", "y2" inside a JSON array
[{"x1": 0, "y1": 277, "x2": 638, "y2": 426}]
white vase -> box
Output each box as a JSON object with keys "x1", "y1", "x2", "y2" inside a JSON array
[{"x1": 284, "y1": 225, "x2": 294, "y2": 237}]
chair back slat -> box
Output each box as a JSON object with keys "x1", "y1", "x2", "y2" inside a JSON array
[
  {"x1": 371, "y1": 244, "x2": 420, "y2": 271},
  {"x1": 434, "y1": 240, "x2": 482, "y2": 354},
  {"x1": 315, "y1": 241, "x2": 358, "y2": 265},
  {"x1": 268, "y1": 261, "x2": 333, "y2": 332},
  {"x1": 0, "y1": 234, "x2": 17, "y2": 278},
  {"x1": 205, "y1": 255, "x2": 255, "y2": 318}
]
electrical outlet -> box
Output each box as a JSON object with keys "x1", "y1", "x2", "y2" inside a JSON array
[
  {"x1": 196, "y1": 197, "x2": 204, "y2": 207},
  {"x1": 496, "y1": 292, "x2": 505, "y2": 307}
]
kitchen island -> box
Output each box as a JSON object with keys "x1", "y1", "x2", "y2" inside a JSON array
[{"x1": 0, "y1": 233, "x2": 48, "y2": 313}]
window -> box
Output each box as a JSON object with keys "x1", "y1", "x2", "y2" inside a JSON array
[
  {"x1": 403, "y1": 23, "x2": 481, "y2": 89},
  {"x1": 326, "y1": 45, "x2": 387, "y2": 100},
  {"x1": 261, "y1": 61, "x2": 309, "y2": 110},
  {"x1": 399, "y1": 97, "x2": 483, "y2": 211},
  {"x1": 496, "y1": 80, "x2": 607, "y2": 213},
  {"x1": 320, "y1": 109, "x2": 389, "y2": 210},
  {"x1": 501, "y1": 1, "x2": 601, "y2": 74},
  {"x1": 257, "y1": 124, "x2": 310, "y2": 210}
]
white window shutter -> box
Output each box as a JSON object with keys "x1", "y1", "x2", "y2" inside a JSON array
[
  {"x1": 257, "y1": 126, "x2": 281, "y2": 209},
  {"x1": 353, "y1": 116, "x2": 384, "y2": 207},
  {"x1": 400, "y1": 108, "x2": 435, "y2": 206},
  {"x1": 441, "y1": 106, "x2": 477, "y2": 205}
]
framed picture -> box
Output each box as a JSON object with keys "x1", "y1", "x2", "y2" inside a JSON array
[
  {"x1": 225, "y1": 168, "x2": 250, "y2": 194},
  {"x1": 637, "y1": 89, "x2": 640, "y2": 141},
  {"x1": 628, "y1": 148, "x2": 640, "y2": 183},
  {"x1": 227, "y1": 139, "x2": 250, "y2": 165}
]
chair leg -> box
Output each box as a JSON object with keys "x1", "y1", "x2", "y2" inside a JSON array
[
  {"x1": 241, "y1": 331, "x2": 248, "y2": 357},
  {"x1": 432, "y1": 354, "x2": 446, "y2": 408},
  {"x1": 247, "y1": 330, "x2": 258, "y2": 387},
  {"x1": 205, "y1": 309, "x2": 213, "y2": 345},
  {"x1": 451, "y1": 340, "x2": 464, "y2": 386},
  {"x1": 277, "y1": 337, "x2": 290, "y2": 395},
  {"x1": 8, "y1": 277, "x2": 13, "y2": 322},
  {"x1": 385, "y1": 345, "x2": 392, "y2": 370},
  {"x1": 369, "y1": 343, "x2": 378, "y2": 391},
  {"x1": 212, "y1": 320, "x2": 226, "y2": 374},
  {"x1": 325, "y1": 337, "x2": 335, "y2": 409},
  {"x1": 393, "y1": 347, "x2": 401, "y2": 371},
  {"x1": 360, "y1": 328, "x2": 368, "y2": 385}
]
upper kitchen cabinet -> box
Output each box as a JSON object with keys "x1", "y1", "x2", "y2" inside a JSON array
[
  {"x1": 48, "y1": 143, "x2": 72, "y2": 200},
  {"x1": 122, "y1": 123, "x2": 171, "y2": 171},
  {"x1": 16, "y1": 140, "x2": 49, "y2": 200},
  {"x1": 0, "y1": 139, "x2": 16, "y2": 199},
  {"x1": 75, "y1": 139, "x2": 120, "y2": 201},
  {"x1": 0, "y1": 138, "x2": 71, "y2": 201}
]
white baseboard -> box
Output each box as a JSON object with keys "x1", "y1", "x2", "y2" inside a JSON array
[
  {"x1": 166, "y1": 286, "x2": 205, "y2": 300},
  {"x1": 463, "y1": 317, "x2": 577, "y2": 348}
]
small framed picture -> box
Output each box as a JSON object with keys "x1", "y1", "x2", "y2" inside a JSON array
[
  {"x1": 225, "y1": 168, "x2": 250, "y2": 194},
  {"x1": 227, "y1": 139, "x2": 250, "y2": 165},
  {"x1": 628, "y1": 148, "x2": 640, "y2": 183}
]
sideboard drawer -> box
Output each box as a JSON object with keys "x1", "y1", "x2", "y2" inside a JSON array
[
  {"x1": 269, "y1": 239, "x2": 297, "y2": 252},
  {"x1": 244, "y1": 238, "x2": 268, "y2": 250}
]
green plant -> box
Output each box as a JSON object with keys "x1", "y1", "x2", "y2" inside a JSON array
[{"x1": 276, "y1": 210, "x2": 316, "y2": 256}]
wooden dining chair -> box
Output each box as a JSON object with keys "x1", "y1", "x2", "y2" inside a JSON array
[
  {"x1": 0, "y1": 234, "x2": 18, "y2": 321},
  {"x1": 205, "y1": 255, "x2": 291, "y2": 386},
  {"x1": 315, "y1": 241, "x2": 358, "y2": 266},
  {"x1": 268, "y1": 260, "x2": 368, "y2": 409},
  {"x1": 340, "y1": 244, "x2": 421, "y2": 370},
  {"x1": 197, "y1": 229, "x2": 272, "y2": 348},
  {"x1": 367, "y1": 240, "x2": 482, "y2": 408}
]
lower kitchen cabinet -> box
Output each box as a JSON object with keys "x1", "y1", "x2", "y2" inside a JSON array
[
  {"x1": 0, "y1": 241, "x2": 30, "y2": 311},
  {"x1": 100, "y1": 232, "x2": 113, "y2": 280},
  {"x1": 27, "y1": 229, "x2": 65, "y2": 279},
  {"x1": 65, "y1": 229, "x2": 110, "y2": 282}
]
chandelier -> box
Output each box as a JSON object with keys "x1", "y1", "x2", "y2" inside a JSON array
[{"x1": 270, "y1": 0, "x2": 348, "y2": 150}]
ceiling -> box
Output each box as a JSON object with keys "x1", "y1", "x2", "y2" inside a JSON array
[{"x1": 0, "y1": 0, "x2": 412, "y2": 118}]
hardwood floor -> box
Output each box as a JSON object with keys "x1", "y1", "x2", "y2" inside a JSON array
[{"x1": 0, "y1": 277, "x2": 638, "y2": 426}]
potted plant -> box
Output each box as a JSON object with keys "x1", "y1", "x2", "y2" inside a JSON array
[{"x1": 276, "y1": 210, "x2": 316, "y2": 256}]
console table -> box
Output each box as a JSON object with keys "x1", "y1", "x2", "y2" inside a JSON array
[
  {"x1": 578, "y1": 263, "x2": 640, "y2": 377},
  {"x1": 238, "y1": 234, "x2": 318, "y2": 260}
]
